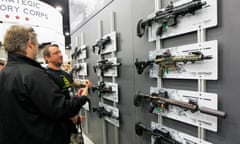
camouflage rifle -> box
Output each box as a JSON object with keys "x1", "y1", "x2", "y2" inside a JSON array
[
  {"x1": 137, "y1": 0, "x2": 207, "y2": 37},
  {"x1": 134, "y1": 91, "x2": 227, "y2": 118},
  {"x1": 135, "y1": 51, "x2": 212, "y2": 77}
]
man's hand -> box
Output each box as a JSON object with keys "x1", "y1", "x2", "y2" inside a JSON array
[
  {"x1": 70, "y1": 115, "x2": 85, "y2": 124},
  {"x1": 76, "y1": 87, "x2": 88, "y2": 96},
  {"x1": 73, "y1": 79, "x2": 92, "y2": 88},
  {"x1": 83, "y1": 80, "x2": 92, "y2": 88}
]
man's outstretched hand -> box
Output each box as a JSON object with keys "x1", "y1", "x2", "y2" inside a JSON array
[
  {"x1": 76, "y1": 87, "x2": 88, "y2": 96},
  {"x1": 70, "y1": 115, "x2": 85, "y2": 124}
]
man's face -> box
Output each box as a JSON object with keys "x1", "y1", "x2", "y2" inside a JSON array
[
  {"x1": 47, "y1": 46, "x2": 63, "y2": 67},
  {"x1": 0, "y1": 64, "x2": 4, "y2": 71},
  {"x1": 32, "y1": 42, "x2": 39, "y2": 60}
]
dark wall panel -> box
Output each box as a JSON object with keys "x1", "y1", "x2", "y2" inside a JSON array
[{"x1": 70, "y1": 0, "x2": 239, "y2": 144}]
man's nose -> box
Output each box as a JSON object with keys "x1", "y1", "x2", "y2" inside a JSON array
[{"x1": 59, "y1": 52, "x2": 63, "y2": 56}]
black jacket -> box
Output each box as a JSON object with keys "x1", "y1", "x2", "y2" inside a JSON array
[{"x1": 0, "y1": 53, "x2": 88, "y2": 144}]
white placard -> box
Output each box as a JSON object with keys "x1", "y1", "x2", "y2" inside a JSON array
[
  {"x1": 151, "y1": 121, "x2": 213, "y2": 144},
  {"x1": 99, "y1": 102, "x2": 120, "y2": 127},
  {"x1": 150, "y1": 87, "x2": 218, "y2": 132},
  {"x1": 93, "y1": 31, "x2": 117, "y2": 55},
  {"x1": 78, "y1": 45, "x2": 87, "y2": 60},
  {"x1": 95, "y1": 57, "x2": 119, "y2": 77},
  {"x1": 147, "y1": 0, "x2": 217, "y2": 41},
  {"x1": 102, "y1": 82, "x2": 119, "y2": 103},
  {"x1": 149, "y1": 40, "x2": 218, "y2": 80},
  {"x1": 76, "y1": 62, "x2": 88, "y2": 76}
]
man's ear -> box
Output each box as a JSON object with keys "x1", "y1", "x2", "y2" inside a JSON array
[
  {"x1": 44, "y1": 56, "x2": 50, "y2": 63},
  {"x1": 27, "y1": 40, "x2": 34, "y2": 49}
]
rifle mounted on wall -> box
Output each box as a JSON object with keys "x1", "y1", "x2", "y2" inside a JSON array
[
  {"x1": 135, "y1": 122, "x2": 181, "y2": 144},
  {"x1": 71, "y1": 46, "x2": 87, "y2": 60},
  {"x1": 70, "y1": 65, "x2": 82, "y2": 76},
  {"x1": 137, "y1": 0, "x2": 207, "y2": 37},
  {"x1": 92, "y1": 81, "x2": 113, "y2": 97},
  {"x1": 135, "y1": 51, "x2": 212, "y2": 77},
  {"x1": 93, "y1": 59, "x2": 121, "y2": 76},
  {"x1": 93, "y1": 106, "x2": 119, "y2": 120},
  {"x1": 92, "y1": 36, "x2": 111, "y2": 54},
  {"x1": 134, "y1": 91, "x2": 227, "y2": 118}
]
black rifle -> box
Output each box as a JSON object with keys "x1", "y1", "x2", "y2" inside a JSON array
[
  {"x1": 71, "y1": 47, "x2": 78, "y2": 59},
  {"x1": 135, "y1": 51, "x2": 212, "y2": 77},
  {"x1": 137, "y1": 0, "x2": 207, "y2": 37},
  {"x1": 76, "y1": 49, "x2": 82, "y2": 58},
  {"x1": 93, "y1": 59, "x2": 121, "y2": 76},
  {"x1": 93, "y1": 106, "x2": 119, "y2": 120},
  {"x1": 135, "y1": 122, "x2": 181, "y2": 144},
  {"x1": 70, "y1": 65, "x2": 82, "y2": 75},
  {"x1": 134, "y1": 91, "x2": 227, "y2": 118},
  {"x1": 92, "y1": 36, "x2": 111, "y2": 54},
  {"x1": 72, "y1": 46, "x2": 87, "y2": 60},
  {"x1": 92, "y1": 81, "x2": 113, "y2": 97}
]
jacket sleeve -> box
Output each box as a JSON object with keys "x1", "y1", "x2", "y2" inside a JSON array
[{"x1": 24, "y1": 68, "x2": 89, "y2": 119}]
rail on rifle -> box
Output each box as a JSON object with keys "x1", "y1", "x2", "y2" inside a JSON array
[
  {"x1": 135, "y1": 51, "x2": 212, "y2": 77},
  {"x1": 134, "y1": 91, "x2": 227, "y2": 118},
  {"x1": 137, "y1": 0, "x2": 207, "y2": 37}
]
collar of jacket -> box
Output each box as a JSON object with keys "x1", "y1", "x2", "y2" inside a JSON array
[{"x1": 7, "y1": 52, "x2": 44, "y2": 70}]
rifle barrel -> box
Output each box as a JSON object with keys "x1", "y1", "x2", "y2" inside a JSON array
[
  {"x1": 199, "y1": 107, "x2": 227, "y2": 118},
  {"x1": 152, "y1": 97, "x2": 227, "y2": 118}
]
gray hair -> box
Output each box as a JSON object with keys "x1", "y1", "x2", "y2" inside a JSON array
[{"x1": 3, "y1": 25, "x2": 38, "y2": 55}]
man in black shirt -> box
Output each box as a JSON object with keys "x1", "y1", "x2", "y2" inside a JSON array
[
  {"x1": 42, "y1": 44, "x2": 91, "y2": 141},
  {"x1": 42, "y1": 44, "x2": 91, "y2": 98}
]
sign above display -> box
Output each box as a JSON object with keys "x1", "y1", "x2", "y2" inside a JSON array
[{"x1": 0, "y1": 0, "x2": 63, "y2": 33}]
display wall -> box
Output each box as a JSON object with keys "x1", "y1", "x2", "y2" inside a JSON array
[{"x1": 70, "y1": 0, "x2": 239, "y2": 144}]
